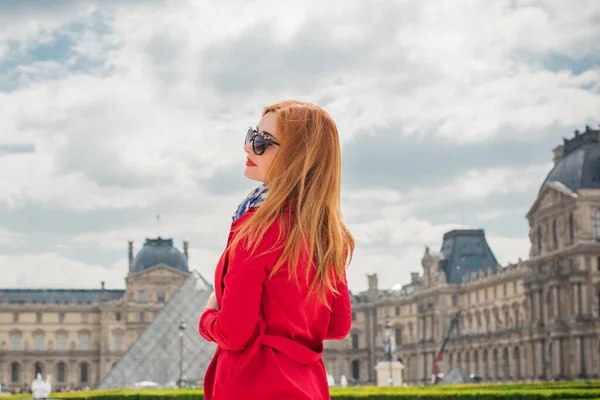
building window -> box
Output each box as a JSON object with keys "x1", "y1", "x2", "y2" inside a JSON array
[
  {"x1": 395, "y1": 306, "x2": 400, "y2": 316},
  {"x1": 537, "y1": 226, "x2": 543, "y2": 254},
  {"x1": 569, "y1": 214, "x2": 575, "y2": 243},
  {"x1": 34, "y1": 362, "x2": 43, "y2": 377},
  {"x1": 57, "y1": 333, "x2": 67, "y2": 351},
  {"x1": 503, "y1": 283, "x2": 507, "y2": 296},
  {"x1": 138, "y1": 289, "x2": 146, "y2": 302},
  {"x1": 552, "y1": 219, "x2": 558, "y2": 250},
  {"x1": 351, "y1": 312, "x2": 356, "y2": 321},
  {"x1": 81, "y1": 312, "x2": 88, "y2": 323},
  {"x1": 514, "y1": 281, "x2": 518, "y2": 294},
  {"x1": 36, "y1": 313, "x2": 42, "y2": 323},
  {"x1": 139, "y1": 312, "x2": 145, "y2": 322},
  {"x1": 597, "y1": 257, "x2": 600, "y2": 272},
  {"x1": 114, "y1": 332, "x2": 123, "y2": 351},
  {"x1": 505, "y1": 311, "x2": 510, "y2": 327},
  {"x1": 395, "y1": 328, "x2": 403, "y2": 345},
  {"x1": 594, "y1": 209, "x2": 600, "y2": 241},
  {"x1": 57, "y1": 362, "x2": 66, "y2": 383},
  {"x1": 351, "y1": 333, "x2": 359, "y2": 350},
  {"x1": 11, "y1": 362, "x2": 20, "y2": 384},
  {"x1": 79, "y1": 333, "x2": 89, "y2": 351},
  {"x1": 59, "y1": 313, "x2": 65, "y2": 323},
  {"x1": 351, "y1": 360, "x2": 360, "y2": 381},
  {"x1": 34, "y1": 333, "x2": 43, "y2": 351},
  {"x1": 494, "y1": 286, "x2": 497, "y2": 298},
  {"x1": 13, "y1": 312, "x2": 19, "y2": 323},
  {"x1": 157, "y1": 287, "x2": 165, "y2": 303},
  {"x1": 116, "y1": 312, "x2": 122, "y2": 321},
  {"x1": 80, "y1": 363, "x2": 89, "y2": 384},
  {"x1": 452, "y1": 295, "x2": 458, "y2": 307},
  {"x1": 11, "y1": 334, "x2": 20, "y2": 351}
]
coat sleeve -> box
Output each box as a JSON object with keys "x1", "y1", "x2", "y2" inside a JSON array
[
  {"x1": 325, "y1": 270, "x2": 352, "y2": 340},
  {"x1": 199, "y1": 221, "x2": 281, "y2": 351}
]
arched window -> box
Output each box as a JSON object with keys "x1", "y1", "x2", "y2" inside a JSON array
[
  {"x1": 537, "y1": 226, "x2": 543, "y2": 254},
  {"x1": 483, "y1": 350, "x2": 489, "y2": 378},
  {"x1": 552, "y1": 220, "x2": 558, "y2": 249},
  {"x1": 34, "y1": 362, "x2": 43, "y2": 377},
  {"x1": 503, "y1": 347, "x2": 510, "y2": 378},
  {"x1": 593, "y1": 209, "x2": 600, "y2": 241},
  {"x1": 11, "y1": 362, "x2": 20, "y2": 384},
  {"x1": 351, "y1": 360, "x2": 360, "y2": 381},
  {"x1": 80, "y1": 363, "x2": 89, "y2": 384},
  {"x1": 569, "y1": 214, "x2": 575, "y2": 243},
  {"x1": 57, "y1": 362, "x2": 66, "y2": 383}
]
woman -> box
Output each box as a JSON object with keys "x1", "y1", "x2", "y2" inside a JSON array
[{"x1": 199, "y1": 100, "x2": 354, "y2": 399}]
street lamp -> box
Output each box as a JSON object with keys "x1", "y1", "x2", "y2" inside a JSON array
[
  {"x1": 178, "y1": 320, "x2": 187, "y2": 388},
  {"x1": 384, "y1": 317, "x2": 393, "y2": 387}
]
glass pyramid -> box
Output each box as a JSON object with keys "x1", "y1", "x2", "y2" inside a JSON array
[{"x1": 98, "y1": 272, "x2": 217, "y2": 389}]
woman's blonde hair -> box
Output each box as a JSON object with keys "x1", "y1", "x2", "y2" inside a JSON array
[{"x1": 230, "y1": 100, "x2": 354, "y2": 305}]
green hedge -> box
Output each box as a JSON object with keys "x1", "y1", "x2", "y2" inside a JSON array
[{"x1": 6, "y1": 382, "x2": 600, "y2": 400}]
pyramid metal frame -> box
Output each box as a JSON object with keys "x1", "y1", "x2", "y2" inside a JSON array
[{"x1": 98, "y1": 271, "x2": 216, "y2": 389}]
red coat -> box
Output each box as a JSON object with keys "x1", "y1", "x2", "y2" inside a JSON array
[{"x1": 199, "y1": 207, "x2": 352, "y2": 399}]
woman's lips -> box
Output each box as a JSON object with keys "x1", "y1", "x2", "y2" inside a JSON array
[{"x1": 246, "y1": 158, "x2": 257, "y2": 167}]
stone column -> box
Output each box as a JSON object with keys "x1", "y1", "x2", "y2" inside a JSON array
[
  {"x1": 543, "y1": 288, "x2": 550, "y2": 323},
  {"x1": 535, "y1": 290, "x2": 541, "y2": 322},
  {"x1": 509, "y1": 349, "x2": 516, "y2": 380},
  {"x1": 555, "y1": 286, "x2": 560, "y2": 320},
  {"x1": 538, "y1": 289, "x2": 544, "y2": 325},
  {"x1": 535, "y1": 340, "x2": 543, "y2": 379},
  {"x1": 574, "y1": 283, "x2": 580, "y2": 316},
  {"x1": 574, "y1": 337, "x2": 582, "y2": 377}
]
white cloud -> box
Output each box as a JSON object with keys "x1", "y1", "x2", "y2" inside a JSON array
[
  {"x1": 0, "y1": 0, "x2": 598, "y2": 292},
  {"x1": 0, "y1": 252, "x2": 125, "y2": 289}
]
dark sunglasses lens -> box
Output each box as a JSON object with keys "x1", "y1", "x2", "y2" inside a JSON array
[
  {"x1": 245, "y1": 128, "x2": 254, "y2": 145},
  {"x1": 253, "y1": 135, "x2": 267, "y2": 155}
]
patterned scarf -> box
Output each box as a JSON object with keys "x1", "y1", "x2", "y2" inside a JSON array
[{"x1": 232, "y1": 183, "x2": 269, "y2": 222}]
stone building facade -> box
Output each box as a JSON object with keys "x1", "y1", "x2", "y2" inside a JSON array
[
  {"x1": 322, "y1": 126, "x2": 600, "y2": 385},
  {"x1": 1, "y1": 126, "x2": 599, "y2": 390},
  {"x1": 0, "y1": 238, "x2": 190, "y2": 390}
]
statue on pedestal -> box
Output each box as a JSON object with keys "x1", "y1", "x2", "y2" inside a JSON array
[
  {"x1": 31, "y1": 373, "x2": 51, "y2": 399},
  {"x1": 340, "y1": 374, "x2": 348, "y2": 387}
]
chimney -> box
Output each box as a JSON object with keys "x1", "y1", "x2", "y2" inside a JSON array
[
  {"x1": 128, "y1": 241, "x2": 134, "y2": 270},
  {"x1": 367, "y1": 273, "x2": 378, "y2": 291},
  {"x1": 411, "y1": 272, "x2": 419, "y2": 283},
  {"x1": 183, "y1": 241, "x2": 189, "y2": 260},
  {"x1": 552, "y1": 144, "x2": 564, "y2": 165}
]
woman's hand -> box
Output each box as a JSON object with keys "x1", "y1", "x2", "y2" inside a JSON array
[{"x1": 205, "y1": 290, "x2": 219, "y2": 311}]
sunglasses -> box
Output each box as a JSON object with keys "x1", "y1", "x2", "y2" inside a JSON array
[{"x1": 245, "y1": 127, "x2": 280, "y2": 155}]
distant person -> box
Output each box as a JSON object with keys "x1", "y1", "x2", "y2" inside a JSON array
[{"x1": 199, "y1": 100, "x2": 354, "y2": 399}]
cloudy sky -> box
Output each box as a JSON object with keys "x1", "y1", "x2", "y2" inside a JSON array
[{"x1": 1, "y1": 0, "x2": 599, "y2": 293}]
